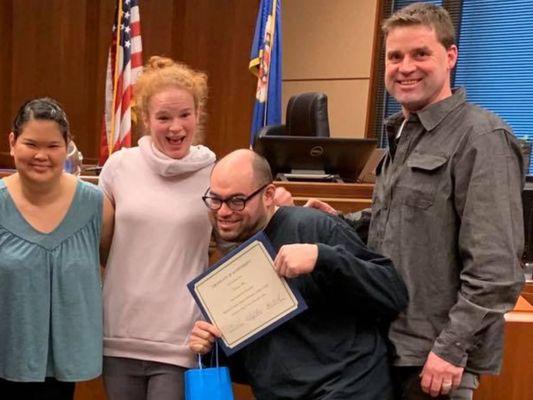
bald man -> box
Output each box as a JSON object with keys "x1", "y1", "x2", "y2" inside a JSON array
[{"x1": 189, "y1": 149, "x2": 408, "y2": 400}]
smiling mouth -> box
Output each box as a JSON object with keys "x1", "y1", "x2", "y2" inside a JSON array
[
  {"x1": 166, "y1": 136, "x2": 185, "y2": 146},
  {"x1": 397, "y1": 79, "x2": 421, "y2": 87},
  {"x1": 30, "y1": 164, "x2": 51, "y2": 170},
  {"x1": 217, "y1": 219, "x2": 239, "y2": 229}
]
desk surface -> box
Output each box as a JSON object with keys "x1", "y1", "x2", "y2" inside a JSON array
[
  {"x1": 274, "y1": 180, "x2": 373, "y2": 213},
  {"x1": 507, "y1": 282, "x2": 533, "y2": 321}
]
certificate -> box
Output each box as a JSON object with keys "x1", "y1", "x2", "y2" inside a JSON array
[{"x1": 187, "y1": 231, "x2": 307, "y2": 355}]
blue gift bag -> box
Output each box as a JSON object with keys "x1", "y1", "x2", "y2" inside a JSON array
[{"x1": 184, "y1": 343, "x2": 234, "y2": 400}]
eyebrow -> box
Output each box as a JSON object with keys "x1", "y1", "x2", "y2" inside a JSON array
[
  {"x1": 412, "y1": 46, "x2": 432, "y2": 53},
  {"x1": 208, "y1": 191, "x2": 246, "y2": 198},
  {"x1": 22, "y1": 138, "x2": 62, "y2": 143},
  {"x1": 387, "y1": 45, "x2": 432, "y2": 53}
]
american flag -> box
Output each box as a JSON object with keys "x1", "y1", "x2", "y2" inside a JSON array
[{"x1": 99, "y1": 0, "x2": 143, "y2": 165}]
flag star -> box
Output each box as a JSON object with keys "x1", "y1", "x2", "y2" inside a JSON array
[
  {"x1": 124, "y1": 11, "x2": 130, "y2": 18},
  {"x1": 125, "y1": 0, "x2": 131, "y2": 4},
  {"x1": 125, "y1": 40, "x2": 131, "y2": 48},
  {"x1": 121, "y1": 24, "x2": 125, "y2": 30},
  {"x1": 125, "y1": 26, "x2": 131, "y2": 34}
]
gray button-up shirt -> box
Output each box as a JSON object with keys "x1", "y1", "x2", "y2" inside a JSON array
[{"x1": 368, "y1": 88, "x2": 525, "y2": 373}]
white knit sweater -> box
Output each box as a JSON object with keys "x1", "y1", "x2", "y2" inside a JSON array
[{"x1": 99, "y1": 136, "x2": 215, "y2": 367}]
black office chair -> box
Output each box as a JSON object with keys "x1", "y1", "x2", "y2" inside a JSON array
[{"x1": 258, "y1": 92, "x2": 330, "y2": 137}]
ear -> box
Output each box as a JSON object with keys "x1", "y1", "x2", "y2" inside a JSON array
[
  {"x1": 8, "y1": 132, "x2": 16, "y2": 156},
  {"x1": 142, "y1": 112, "x2": 150, "y2": 132},
  {"x1": 447, "y1": 44, "x2": 458, "y2": 70},
  {"x1": 263, "y1": 183, "x2": 277, "y2": 206}
]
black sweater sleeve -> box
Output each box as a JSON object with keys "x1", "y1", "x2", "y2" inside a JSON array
[
  {"x1": 265, "y1": 207, "x2": 408, "y2": 322},
  {"x1": 312, "y1": 220, "x2": 408, "y2": 321}
]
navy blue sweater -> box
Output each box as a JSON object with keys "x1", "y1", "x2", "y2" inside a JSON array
[{"x1": 227, "y1": 206, "x2": 408, "y2": 400}]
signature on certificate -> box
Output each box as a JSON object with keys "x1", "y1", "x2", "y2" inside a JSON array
[
  {"x1": 244, "y1": 308, "x2": 264, "y2": 322},
  {"x1": 265, "y1": 292, "x2": 285, "y2": 310}
]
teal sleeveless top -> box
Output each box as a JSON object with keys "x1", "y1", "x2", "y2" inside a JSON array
[{"x1": 0, "y1": 179, "x2": 103, "y2": 382}]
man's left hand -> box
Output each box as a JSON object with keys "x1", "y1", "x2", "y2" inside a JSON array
[
  {"x1": 420, "y1": 351, "x2": 464, "y2": 397},
  {"x1": 274, "y1": 187, "x2": 294, "y2": 206},
  {"x1": 304, "y1": 198, "x2": 337, "y2": 215},
  {"x1": 274, "y1": 244, "x2": 318, "y2": 278}
]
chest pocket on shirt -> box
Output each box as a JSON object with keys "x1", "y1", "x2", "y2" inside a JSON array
[
  {"x1": 372, "y1": 154, "x2": 389, "y2": 203},
  {"x1": 397, "y1": 153, "x2": 448, "y2": 209}
]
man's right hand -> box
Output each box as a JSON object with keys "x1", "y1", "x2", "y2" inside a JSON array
[
  {"x1": 304, "y1": 198, "x2": 337, "y2": 215},
  {"x1": 420, "y1": 351, "x2": 464, "y2": 397},
  {"x1": 188, "y1": 321, "x2": 221, "y2": 355}
]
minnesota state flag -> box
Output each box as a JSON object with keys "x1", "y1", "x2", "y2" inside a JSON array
[{"x1": 249, "y1": 0, "x2": 282, "y2": 146}]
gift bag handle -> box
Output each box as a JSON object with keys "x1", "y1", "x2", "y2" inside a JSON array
[{"x1": 197, "y1": 340, "x2": 219, "y2": 370}]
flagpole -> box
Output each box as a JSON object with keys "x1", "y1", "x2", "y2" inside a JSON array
[
  {"x1": 262, "y1": 0, "x2": 277, "y2": 127},
  {"x1": 108, "y1": 0, "x2": 124, "y2": 157}
]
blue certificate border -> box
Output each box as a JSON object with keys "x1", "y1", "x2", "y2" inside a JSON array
[{"x1": 187, "y1": 230, "x2": 308, "y2": 356}]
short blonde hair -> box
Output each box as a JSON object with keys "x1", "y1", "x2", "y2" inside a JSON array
[
  {"x1": 134, "y1": 56, "x2": 208, "y2": 140},
  {"x1": 382, "y1": 2, "x2": 456, "y2": 49}
]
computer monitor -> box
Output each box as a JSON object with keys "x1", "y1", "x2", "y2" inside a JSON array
[{"x1": 253, "y1": 135, "x2": 377, "y2": 183}]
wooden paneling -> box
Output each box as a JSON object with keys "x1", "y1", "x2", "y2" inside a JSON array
[
  {"x1": 75, "y1": 377, "x2": 107, "y2": 400},
  {"x1": 283, "y1": 0, "x2": 377, "y2": 79},
  {"x1": 283, "y1": 80, "x2": 370, "y2": 138},
  {"x1": 0, "y1": 1, "x2": 13, "y2": 167},
  {"x1": 276, "y1": 181, "x2": 373, "y2": 213},
  {"x1": 4, "y1": 0, "x2": 114, "y2": 166},
  {"x1": 474, "y1": 284, "x2": 533, "y2": 400},
  {"x1": 0, "y1": 0, "x2": 111, "y2": 166},
  {"x1": 0, "y1": 0, "x2": 258, "y2": 168},
  {"x1": 281, "y1": 0, "x2": 378, "y2": 140},
  {"x1": 73, "y1": 378, "x2": 255, "y2": 400},
  {"x1": 475, "y1": 323, "x2": 533, "y2": 400},
  {"x1": 366, "y1": 0, "x2": 385, "y2": 139},
  {"x1": 168, "y1": 0, "x2": 259, "y2": 154}
]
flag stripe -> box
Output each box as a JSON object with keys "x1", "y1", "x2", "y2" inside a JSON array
[
  {"x1": 131, "y1": 36, "x2": 143, "y2": 54},
  {"x1": 131, "y1": 21, "x2": 141, "y2": 37}
]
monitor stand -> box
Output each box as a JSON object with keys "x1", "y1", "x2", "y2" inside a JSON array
[{"x1": 275, "y1": 169, "x2": 344, "y2": 183}]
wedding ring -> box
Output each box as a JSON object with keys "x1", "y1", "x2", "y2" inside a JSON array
[{"x1": 441, "y1": 382, "x2": 453, "y2": 392}]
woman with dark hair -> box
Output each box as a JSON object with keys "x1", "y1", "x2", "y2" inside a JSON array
[{"x1": 0, "y1": 97, "x2": 114, "y2": 399}]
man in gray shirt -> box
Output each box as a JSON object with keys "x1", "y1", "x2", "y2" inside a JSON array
[
  {"x1": 368, "y1": 3, "x2": 524, "y2": 400},
  {"x1": 306, "y1": 2, "x2": 524, "y2": 399}
]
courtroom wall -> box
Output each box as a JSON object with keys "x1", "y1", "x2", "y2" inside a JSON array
[
  {"x1": 0, "y1": 1, "x2": 13, "y2": 166},
  {"x1": 282, "y1": 0, "x2": 378, "y2": 139},
  {"x1": 0, "y1": 0, "x2": 258, "y2": 167},
  {"x1": 0, "y1": 0, "x2": 381, "y2": 168}
]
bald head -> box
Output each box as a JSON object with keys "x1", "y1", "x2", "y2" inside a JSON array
[{"x1": 212, "y1": 149, "x2": 273, "y2": 188}]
